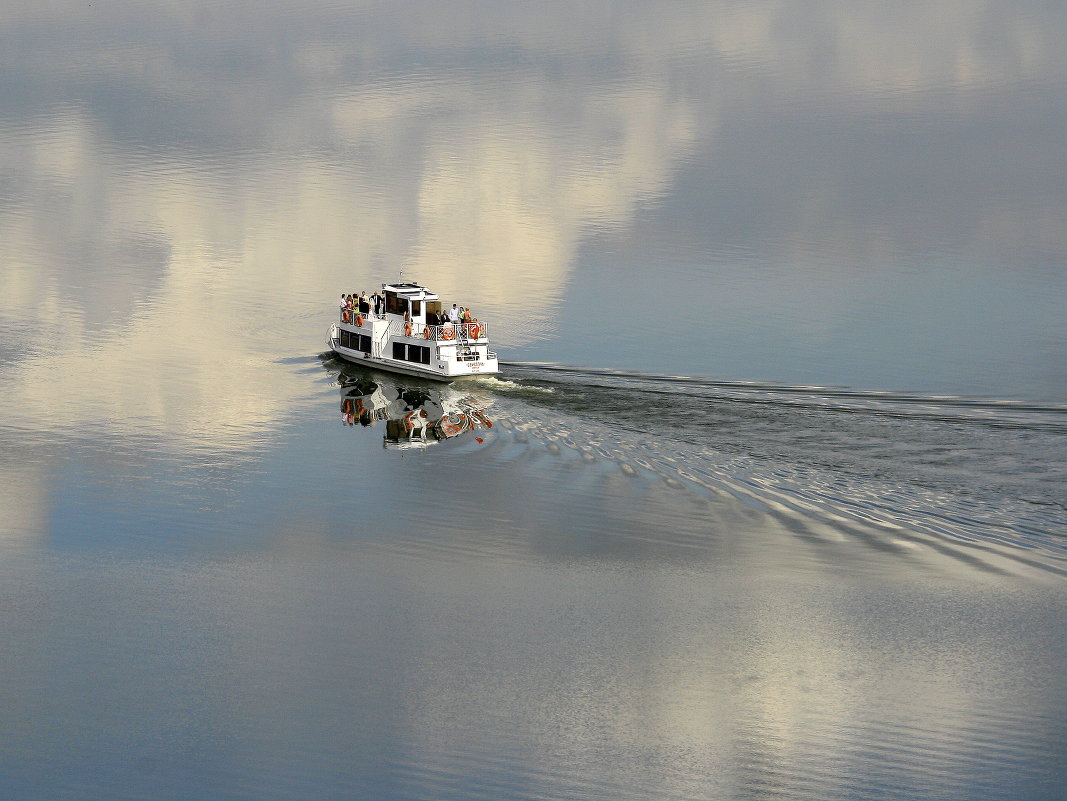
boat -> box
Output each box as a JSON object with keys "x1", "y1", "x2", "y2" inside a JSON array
[
  {"x1": 334, "y1": 365, "x2": 495, "y2": 450},
  {"x1": 326, "y1": 281, "x2": 499, "y2": 381}
]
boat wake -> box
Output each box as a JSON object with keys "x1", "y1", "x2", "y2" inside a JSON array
[
  {"x1": 467, "y1": 374, "x2": 555, "y2": 394},
  {"x1": 484, "y1": 363, "x2": 1067, "y2": 573},
  {"x1": 501, "y1": 362, "x2": 1067, "y2": 428}
]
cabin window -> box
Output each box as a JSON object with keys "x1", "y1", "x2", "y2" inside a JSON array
[
  {"x1": 392, "y1": 343, "x2": 430, "y2": 364},
  {"x1": 411, "y1": 300, "x2": 421, "y2": 318},
  {"x1": 385, "y1": 292, "x2": 404, "y2": 315},
  {"x1": 339, "y1": 330, "x2": 371, "y2": 353}
]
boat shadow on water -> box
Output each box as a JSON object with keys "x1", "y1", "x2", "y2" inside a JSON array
[{"x1": 324, "y1": 357, "x2": 495, "y2": 450}]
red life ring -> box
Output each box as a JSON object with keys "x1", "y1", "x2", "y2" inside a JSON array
[
  {"x1": 441, "y1": 326, "x2": 455, "y2": 341},
  {"x1": 468, "y1": 323, "x2": 480, "y2": 339},
  {"x1": 404, "y1": 321, "x2": 413, "y2": 337},
  {"x1": 355, "y1": 313, "x2": 363, "y2": 327},
  {"x1": 423, "y1": 326, "x2": 432, "y2": 339},
  {"x1": 342, "y1": 309, "x2": 350, "y2": 323}
]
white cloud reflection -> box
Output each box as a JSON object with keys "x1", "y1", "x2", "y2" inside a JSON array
[
  {"x1": 1, "y1": 0, "x2": 1066, "y2": 450},
  {"x1": 0, "y1": 11, "x2": 704, "y2": 449},
  {"x1": 0, "y1": 7, "x2": 1063, "y2": 795}
]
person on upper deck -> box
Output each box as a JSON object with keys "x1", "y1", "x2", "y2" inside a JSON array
[{"x1": 448, "y1": 304, "x2": 460, "y2": 324}]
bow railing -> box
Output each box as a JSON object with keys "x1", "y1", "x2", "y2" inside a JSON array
[{"x1": 339, "y1": 309, "x2": 383, "y2": 325}]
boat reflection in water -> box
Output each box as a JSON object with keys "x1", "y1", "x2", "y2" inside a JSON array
[{"x1": 332, "y1": 363, "x2": 494, "y2": 450}]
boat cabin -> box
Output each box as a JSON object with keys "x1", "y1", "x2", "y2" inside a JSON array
[{"x1": 383, "y1": 282, "x2": 442, "y2": 324}]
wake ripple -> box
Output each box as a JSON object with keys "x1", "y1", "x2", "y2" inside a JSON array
[{"x1": 488, "y1": 363, "x2": 1067, "y2": 572}]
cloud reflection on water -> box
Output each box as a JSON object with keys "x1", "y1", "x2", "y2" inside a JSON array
[
  {"x1": 0, "y1": 2, "x2": 710, "y2": 448},
  {"x1": 1, "y1": 2, "x2": 1066, "y2": 479},
  {"x1": 2, "y1": 11, "x2": 1066, "y2": 799}
]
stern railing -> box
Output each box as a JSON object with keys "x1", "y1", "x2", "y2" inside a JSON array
[{"x1": 401, "y1": 322, "x2": 489, "y2": 342}]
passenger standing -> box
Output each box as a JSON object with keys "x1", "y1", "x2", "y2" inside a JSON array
[
  {"x1": 359, "y1": 292, "x2": 369, "y2": 316},
  {"x1": 448, "y1": 304, "x2": 460, "y2": 324}
]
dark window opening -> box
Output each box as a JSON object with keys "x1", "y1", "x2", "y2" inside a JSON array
[
  {"x1": 340, "y1": 330, "x2": 371, "y2": 354},
  {"x1": 385, "y1": 292, "x2": 404, "y2": 315},
  {"x1": 391, "y1": 342, "x2": 430, "y2": 365}
]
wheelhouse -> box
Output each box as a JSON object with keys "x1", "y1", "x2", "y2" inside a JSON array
[{"x1": 383, "y1": 282, "x2": 440, "y2": 323}]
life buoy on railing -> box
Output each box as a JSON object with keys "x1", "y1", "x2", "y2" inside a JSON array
[
  {"x1": 342, "y1": 309, "x2": 350, "y2": 323},
  {"x1": 468, "y1": 324, "x2": 480, "y2": 339},
  {"x1": 404, "y1": 321, "x2": 413, "y2": 337},
  {"x1": 355, "y1": 313, "x2": 363, "y2": 327},
  {"x1": 423, "y1": 326, "x2": 432, "y2": 339},
  {"x1": 441, "y1": 326, "x2": 455, "y2": 341}
]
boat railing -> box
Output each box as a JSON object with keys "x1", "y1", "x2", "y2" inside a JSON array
[
  {"x1": 404, "y1": 322, "x2": 489, "y2": 342},
  {"x1": 339, "y1": 309, "x2": 382, "y2": 325}
]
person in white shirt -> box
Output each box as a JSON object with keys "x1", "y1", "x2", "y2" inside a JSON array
[{"x1": 448, "y1": 304, "x2": 460, "y2": 324}]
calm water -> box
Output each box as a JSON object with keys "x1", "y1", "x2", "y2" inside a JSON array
[{"x1": 2, "y1": 2, "x2": 1067, "y2": 799}]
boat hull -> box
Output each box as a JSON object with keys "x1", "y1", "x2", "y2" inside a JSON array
[{"x1": 327, "y1": 328, "x2": 498, "y2": 382}]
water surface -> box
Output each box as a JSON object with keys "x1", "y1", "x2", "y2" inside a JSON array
[{"x1": 2, "y1": 1, "x2": 1067, "y2": 799}]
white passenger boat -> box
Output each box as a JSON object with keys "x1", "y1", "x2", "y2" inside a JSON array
[{"x1": 326, "y1": 281, "x2": 500, "y2": 381}]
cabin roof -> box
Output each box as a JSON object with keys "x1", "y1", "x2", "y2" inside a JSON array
[{"x1": 383, "y1": 282, "x2": 439, "y2": 300}]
